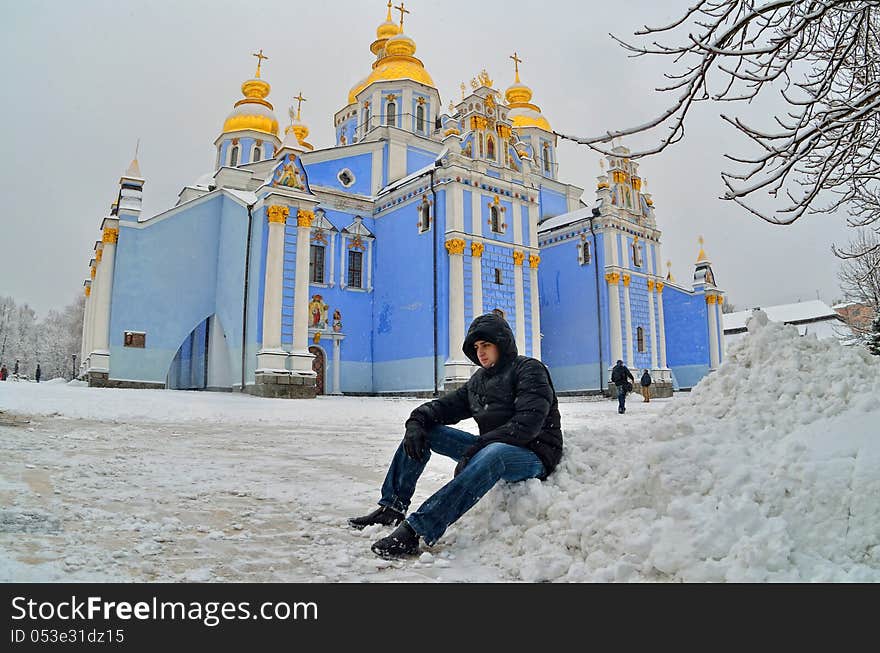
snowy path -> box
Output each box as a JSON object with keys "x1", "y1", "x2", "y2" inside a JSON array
[{"x1": 0, "y1": 383, "x2": 663, "y2": 582}]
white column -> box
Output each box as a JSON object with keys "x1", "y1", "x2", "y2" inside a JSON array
[
  {"x1": 290, "y1": 209, "x2": 317, "y2": 375},
  {"x1": 647, "y1": 279, "x2": 659, "y2": 370},
  {"x1": 448, "y1": 183, "x2": 463, "y2": 232},
  {"x1": 366, "y1": 239, "x2": 373, "y2": 291},
  {"x1": 529, "y1": 255, "x2": 541, "y2": 359},
  {"x1": 85, "y1": 267, "x2": 98, "y2": 368},
  {"x1": 332, "y1": 336, "x2": 343, "y2": 395},
  {"x1": 257, "y1": 205, "x2": 290, "y2": 372},
  {"x1": 80, "y1": 283, "x2": 92, "y2": 372},
  {"x1": 607, "y1": 273, "x2": 623, "y2": 365},
  {"x1": 657, "y1": 282, "x2": 668, "y2": 371},
  {"x1": 512, "y1": 200, "x2": 523, "y2": 247},
  {"x1": 514, "y1": 251, "x2": 526, "y2": 353},
  {"x1": 707, "y1": 294, "x2": 720, "y2": 370},
  {"x1": 622, "y1": 274, "x2": 634, "y2": 367},
  {"x1": 329, "y1": 231, "x2": 336, "y2": 286},
  {"x1": 90, "y1": 228, "x2": 117, "y2": 372},
  {"x1": 471, "y1": 242, "x2": 483, "y2": 317},
  {"x1": 445, "y1": 238, "x2": 470, "y2": 382},
  {"x1": 471, "y1": 189, "x2": 482, "y2": 237},
  {"x1": 527, "y1": 204, "x2": 539, "y2": 256}
]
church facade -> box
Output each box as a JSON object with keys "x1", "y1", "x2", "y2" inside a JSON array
[{"x1": 79, "y1": 4, "x2": 725, "y2": 398}]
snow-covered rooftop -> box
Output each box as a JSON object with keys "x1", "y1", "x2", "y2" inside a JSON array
[
  {"x1": 723, "y1": 299, "x2": 840, "y2": 332},
  {"x1": 538, "y1": 207, "x2": 594, "y2": 233}
]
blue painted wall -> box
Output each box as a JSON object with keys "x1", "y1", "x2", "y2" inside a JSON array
[
  {"x1": 663, "y1": 286, "x2": 709, "y2": 388},
  {"x1": 406, "y1": 145, "x2": 437, "y2": 175},
  {"x1": 304, "y1": 152, "x2": 373, "y2": 196},
  {"x1": 539, "y1": 185, "x2": 567, "y2": 220}
]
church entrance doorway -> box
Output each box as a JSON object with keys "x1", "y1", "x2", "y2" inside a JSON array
[{"x1": 309, "y1": 346, "x2": 325, "y2": 395}]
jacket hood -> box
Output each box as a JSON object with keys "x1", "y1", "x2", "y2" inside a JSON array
[{"x1": 463, "y1": 313, "x2": 518, "y2": 367}]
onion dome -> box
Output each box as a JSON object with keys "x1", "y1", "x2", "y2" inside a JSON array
[
  {"x1": 505, "y1": 57, "x2": 551, "y2": 132},
  {"x1": 222, "y1": 53, "x2": 279, "y2": 136},
  {"x1": 347, "y1": 4, "x2": 435, "y2": 105}
]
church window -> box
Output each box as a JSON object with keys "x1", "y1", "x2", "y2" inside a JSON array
[
  {"x1": 494, "y1": 268, "x2": 503, "y2": 285},
  {"x1": 309, "y1": 245, "x2": 325, "y2": 284},
  {"x1": 637, "y1": 327, "x2": 645, "y2": 353},
  {"x1": 419, "y1": 201, "x2": 431, "y2": 233},
  {"x1": 479, "y1": 134, "x2": 484, "y2": 158},
  {"x1": 542, "y1": 143, "x2": 551, "y2": 172},
  {"x1": 416, "y1": 104, "x2": 425, "y2": 133},
  {"x1": 487, "y1": 136, "x2": 496, "y2": 161},
  {"x1": 229, "y1": 144, "x2": 240, "y2": 167},
  {"x1": 624, "y1": 187, "x2": 632, "y2": 208},
  {"x1": 490, "y1": 205, "x2": 501, "y2": 233},
  {"x1": 632, "y1": 241, "x2": 642, "y2": 267},
  {"x1": 252, "y1": 144, "x2": 262, "y2": 162},
  {"x1": 386, "y1": 101, "x2": 396, "y2": 127},
  {"x1": 338, "y1": 168, "x2": 355, "y2": 188},
  {"x1": 364, "y1": 104, "x2": 372, "y2": 129},
  {"x1": 215, "y1": 148, "x2": 221, "y2": 170},
  {"x1": 579, "y1": 241, "x2": 591, "y2": 265},
  {"x1": 348, "y1": 250, "x2": 363, "y2": 289}
]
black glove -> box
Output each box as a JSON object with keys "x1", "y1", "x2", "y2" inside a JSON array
[{"x1": 403, "y1": 423, "x2": 429, "y2": 462}]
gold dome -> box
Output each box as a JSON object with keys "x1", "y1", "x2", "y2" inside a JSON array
[
  {"x1": 222, "y1": 73, "x2": 279, "y2": 136},
  {"x1": 505, "y1": 59, "x2": 551, "y2": 132},
  {"x1": 348, "y1": 4, "x2": 435, "y2": 105}
]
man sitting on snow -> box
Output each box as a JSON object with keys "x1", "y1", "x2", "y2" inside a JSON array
[{"x1": 349, "y1": 312, "x2": 563, "y2": 558}]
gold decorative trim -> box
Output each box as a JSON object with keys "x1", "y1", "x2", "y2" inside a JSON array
[
  {"x1": 84, "y1": 286, "x2": 91, "y2": 297},
  {"x1": 471, "y1": 241, "x2": 485, "y2": 258},
  {"x1": 445, "y1": 238, "x2": 466, "y2": 255},
  {"x1": 297, "y1": 209, "x2": 315, "y2": 228},
  {"x1": 102, "y1": 227, "x2": 118, "y2": 244},
  {"x1": 656, "y1": 282, "x2": 665, "y2": 294},
  {"x1": 706, "y1": 294, "x2": 717, "y2": 305},
  {"x1": 647, "y1": 279, "x2": 655, "y2": 291},
  {"x1": 96, "y1": 249, "x2": 103, "y2": 263},
  {"x1": 267, "y1": 205, "x2": 290, "y2": 224},
  {"x1": 605, "y1": 272, "x2": 620, "y2": 285},
  {"x1": 528, "y1": 254, "x2": 540, "y2": 269},
  {"x1": 512, "y1": 250, "x2": 525, "y2": 266},
  {"x1": 718, "y1": 296, "x2": 724, "y2": 305},
  {"x1": 622, "y1": 274, "x2": 631, "y2": 287}
]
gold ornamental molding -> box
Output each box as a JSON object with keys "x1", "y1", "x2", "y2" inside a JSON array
[
  {"x1": 605, "y1": 272, "x2": 620, "y2": 285},
  {"x1": 528, "y1": 254, "x2": 540, "y2": 269},
  {"x1": 267, "y1": 205, "x2": 290, "y2": 224},
  {"x1": 706, "y1": 294, "x2": 718, "y2": 305},
  {"x1": 445, "y1": 238, "x2": 466, "y2": 255},
  {"x1": 102, "y1": 227, "x2": 119, "y2": 244},
  {"x1": 95, "y1": 249, "x2": 103, "y2": 263},
  {"x1": 471, "y1": 241, "x2": 485, "y2": 258},
  {"x1": 647, "y1": 279, "x2": 655, "y2": 291},
  {"x1": 656, "y1": 282, "x2": 665, "y2": 294},
  {"x1": 512, "y1": 250, "x2": 525, "y2": 266},
  {"x1": 297, "y1": 209, "x2": 315, "y2": 228},
  {"x1": 622, "y1": 274, "x2": 631, "y2": 287}
]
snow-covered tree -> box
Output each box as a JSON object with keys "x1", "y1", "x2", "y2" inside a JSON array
[
  {"x1": 556, "y1": 1, "x2": 880, "y2": 247},
  {"x1": 869, "y1": 310, "x2": 880, "y2": 355}
]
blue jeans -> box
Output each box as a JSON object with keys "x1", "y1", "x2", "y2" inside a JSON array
[
  {"x1": 617, "y1": 385, "x2": 627, "y2": 412},
  {"x1": 379, "y1": 425, "x2": 545, "y2": 545}
]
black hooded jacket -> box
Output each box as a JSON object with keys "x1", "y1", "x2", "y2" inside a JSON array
[{"x1": 405, "y1": 313, "x2": 563, "y2": 478}]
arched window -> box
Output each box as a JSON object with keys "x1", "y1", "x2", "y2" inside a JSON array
[
  {"x1": 386, "y1": 101, "x2": 396, "y2": 127},
  {"x1": 487, "y1": 136, "x2": 496, "y2": 160},
  {"x1": 543, "y1": 143, "x2": 551, "y2": 172},
  {"x1": 490, "y1": 205, "x2": 500, "y2": 232},
  {"x1": 632, "y1": 241, "x2": 642, "y2": 266},
  {"x1": 215, "y1": 147, "x2": 221, "y2": 170},
  {"x1": 494, "y1": 269, "x2": 503, "y2": 285},
  {"x1": 416, "y1": 104, "x2": 425, "y2": 133},
  {"x1": 364, "y1": 104, "x2": 371, "y2": 130},
  {"x1": 579, "y1": 241, "x2": 591, "y2": 265},
  {"x1": 252, "y1": 144, "x2": 261, "y2": 162},
  {"x1": 637, "y1": 327, "x2": 645, "y2": 353},
  {"x1": 229, "y1": 144, "x2": 240, "y2": 167}
]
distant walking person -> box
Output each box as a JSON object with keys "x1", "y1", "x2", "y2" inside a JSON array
[
  {"x1": 640, "y1": 369, "x2": 652, "y2": 402},
  {"x1": 13, "y1": 359, "x2": 19, "y2": 377},
  {"x1": 611, "y1": 360, "x2": 634, "y2": 414},
  {"x1": 35, "y1": 364, "x2": 41, "y2": 383},
  {"x1": 0, "y1": 364, "x2": 7, "y2": 381}
]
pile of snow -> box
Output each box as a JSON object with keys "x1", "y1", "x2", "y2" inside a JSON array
[
  {"x1": 456, "y1": 312, "x2": 880, "y2": 581},
  {"x1": 43, "y1": 378, "x2": 69, "y2": 385}
]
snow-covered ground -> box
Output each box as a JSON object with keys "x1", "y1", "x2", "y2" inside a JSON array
[{"x1": 1, "y1": 314, "x2": 878, "y2": 582}]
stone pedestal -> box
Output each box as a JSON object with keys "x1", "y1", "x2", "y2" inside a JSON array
[{"x1": 247, "y1": 372, "x2": 317, "y2": 399}]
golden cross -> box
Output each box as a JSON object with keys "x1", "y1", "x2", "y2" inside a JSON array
[
  {"x1": 460, "y1": 82, "x2": 466, "y2": 99},
  {"x1": 294, "y1": 92, "x2": 307, "y2": 120},
  {"x1": 252, "y1": 49, "x2": 269, "y2": 77},
  {"x1": 386, "y1": 0, "x2": 393, "y2": 20},
  {"x1": 394, "y1": 2, "x2": 410, "y2": 28},
  {"x1": 510, "y1": 51, "x2": 522, "y2": 81}
]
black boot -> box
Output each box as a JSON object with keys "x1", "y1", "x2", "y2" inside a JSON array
[
  {"x1": 348, "y1": 506, "x2": 405, "y2": 530},
  {"x1": 371, "y1": 521, "x2": 420, "y2": 558}
]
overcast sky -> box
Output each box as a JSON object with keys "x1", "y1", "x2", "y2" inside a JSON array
[{"x1": 0, "y1": 0, "x2": 855, "y2": 317}]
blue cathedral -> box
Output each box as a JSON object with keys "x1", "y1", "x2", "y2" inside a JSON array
[{"x1": 78, "y1": 3, "x2": 726, "y2": 398}]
